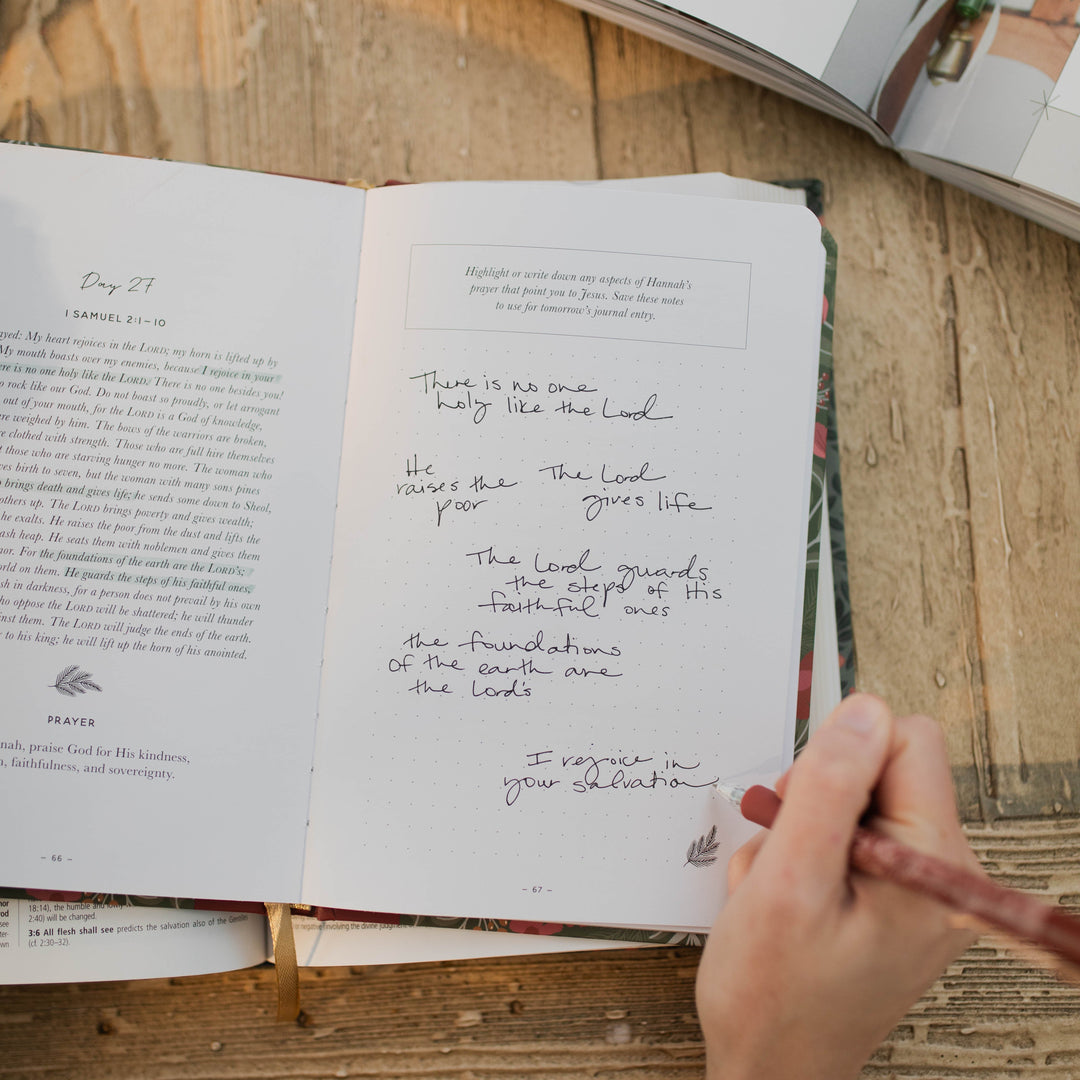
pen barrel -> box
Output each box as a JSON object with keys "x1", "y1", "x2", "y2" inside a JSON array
[
  {"x1": 1036, "y1": 909, "x2": 1080, "y2": 969},
  {"x1": 851, "y1": 828, "x2": 1080, "y2": 968},
  {"x1": 738, "y1": 785, "x2": 1080, "y2": 969}
]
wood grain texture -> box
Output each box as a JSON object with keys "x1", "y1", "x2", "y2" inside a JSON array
[
  {"x1": 944, "y1": 190, "x2": 1080, "y2": 819},
  {"x1": 4, "y1": 0, "x2": 1080, "y2": 1076}
]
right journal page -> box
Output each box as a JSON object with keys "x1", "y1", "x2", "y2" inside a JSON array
[{"x1": 302, "y1": 181, "x2": 826, "y2": 932}]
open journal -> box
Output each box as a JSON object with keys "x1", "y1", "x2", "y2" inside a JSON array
[
  {"x1": 560, "y1": 0, "x2": 1080, "y2": 242},
  {"x1": 0, "y1": 144, "x2": 836, "y2": 984}
]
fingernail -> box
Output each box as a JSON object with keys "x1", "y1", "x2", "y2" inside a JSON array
[{"x1": 834, "y1": 694, "x2": 885, "y2": 734}]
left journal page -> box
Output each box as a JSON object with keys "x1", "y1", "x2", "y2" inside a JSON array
[{"x1": 0, "y1": 144, "x2": 363, "y2": 902}]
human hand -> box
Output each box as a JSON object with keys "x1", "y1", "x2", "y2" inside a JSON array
[{"x1": 695, "y1": 693, "x2": 980, "y2": 1080}]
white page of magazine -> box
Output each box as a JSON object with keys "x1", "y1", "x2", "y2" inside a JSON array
[
  {"x1": 1012, "y1": 34, "x2": 1080, "y2": 205},
  {"x1": 672, "y1": 0, "x2": 860, "y2": 79},
  {"x1": 0, "y1": 144, "x2": 361, "y2": 902},
  {"x1": 304, "y1": 182, "x2": 825, "y2": 931}
]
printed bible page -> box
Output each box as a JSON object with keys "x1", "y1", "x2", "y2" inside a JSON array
[
  {"x1": 303, "y1": 182, "x2": 826, "y2": 931},
  {"x1": 0, "y1": 897, "x2": 268, "y2": 984},
  {"x1": 0, "y1": 144, "x2": 363, "y2": 902}
]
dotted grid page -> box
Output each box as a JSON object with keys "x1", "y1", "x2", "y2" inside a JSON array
[{"x1": 303, "y1": 182, "x2": 825, "y2": 931}]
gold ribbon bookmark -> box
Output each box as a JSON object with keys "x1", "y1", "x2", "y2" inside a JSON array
[{"x1": 265, "y1": 903, "x2": 300, "y2": 1021}]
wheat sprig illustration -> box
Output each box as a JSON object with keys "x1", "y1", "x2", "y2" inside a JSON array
[
  {"x1": 684, "y1": 825, "x2": 720, "y2": 868},
  {"x1": 51, "y1": 665, "x2": 102, "y2": 697}
]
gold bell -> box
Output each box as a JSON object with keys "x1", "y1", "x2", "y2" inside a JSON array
[{"x1": 928, "y1": 28, "x2": 974, "y2": 83}]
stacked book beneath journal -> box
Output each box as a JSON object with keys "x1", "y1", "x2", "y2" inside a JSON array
[
  {"x1": 560, "y1": 0, "x2": 1080, "y2": 242},
  {"x1": 0, "y1": 143, "x2": 846, "y2": 983}
]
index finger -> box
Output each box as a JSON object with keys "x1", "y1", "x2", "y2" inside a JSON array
[
  {"x1": 871, "y1": 712, "x2": 975, "y2": 866},
  {"x1": 751, "y1": 694, "x2": 894, "y2": 902}
]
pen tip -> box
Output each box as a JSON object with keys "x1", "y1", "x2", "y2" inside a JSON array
[{"x1": 713, "y1": 781, "x2": 747, "y2": 808}]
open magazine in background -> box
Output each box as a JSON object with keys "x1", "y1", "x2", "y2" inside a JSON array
[{"x1": 558, "y1": 0, "x2": 1080, "y2": 241}]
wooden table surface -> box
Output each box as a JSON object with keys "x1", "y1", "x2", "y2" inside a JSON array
[{"x1": 3, "y1": 2, "x2": 1080, "y2": 1077}]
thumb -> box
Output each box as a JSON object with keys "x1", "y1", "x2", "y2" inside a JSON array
[{"x1": 760, "y1": 694, "x2": 894, "y2": 902}]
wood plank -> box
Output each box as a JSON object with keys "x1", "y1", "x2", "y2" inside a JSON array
[
  {"x1": 0, "y1": 950, "x2": 707, "y2": 1079},
  {"x1": 192, "y1": 0, "x2": 601, "y2": 181},
  {"x1": 0, "y1": 0, "x2": 599, "y2": 180},
  {"x1": 943, "y1": 188, "x2": 1080, "y2": 817},
  {"x1": 587, "y1": 15, "x2": 705, "y2": 177}
]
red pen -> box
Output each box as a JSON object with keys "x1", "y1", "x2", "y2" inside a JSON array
[{"x1": 714, "y1": 782, "x2": 1080, "y2": 971}]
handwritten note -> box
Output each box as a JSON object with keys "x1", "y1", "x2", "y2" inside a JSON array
[{"x1": 502, "y1": 749, "x2": 719, "y2": 807}]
